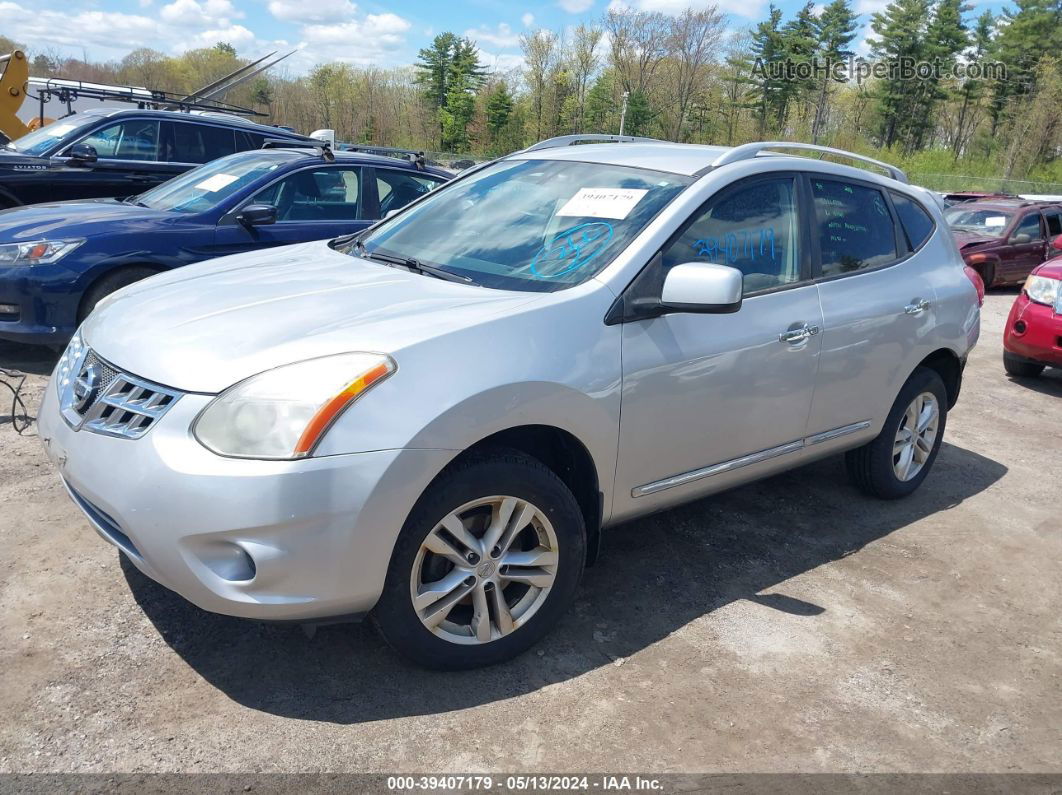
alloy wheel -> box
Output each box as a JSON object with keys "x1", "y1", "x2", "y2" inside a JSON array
[
  {"x1": 409, "y1": 496, "x2": 559, "y2": 645},
  {"x1": 893, "y1": 391, "x2": 939, "y2": 481}
]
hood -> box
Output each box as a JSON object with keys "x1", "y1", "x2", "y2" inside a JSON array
[
  {"x1": 0, "y1": 200, "x2": 173, "y2": 241},
  {"x1": 0, "y1": 149, "x2": 49, "y2": 169},
  {"x1": 950, "y1": 229, "x2": 1001, "y2": 248},
  {"x1": 1034, "y1": 257, "x2": 1062, "y2": 280},
  {"x1": 82, "y1": 240, "x2": 541, "y2": 393}
]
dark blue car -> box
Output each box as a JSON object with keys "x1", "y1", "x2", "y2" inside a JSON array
[{"x1": 0, "y1": 147, "x2": 451, "y2": 344}]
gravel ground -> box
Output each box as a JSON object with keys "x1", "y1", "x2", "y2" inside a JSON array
[{"x1": 0, "y1": 290, "x2": 1059, "y2": 774}]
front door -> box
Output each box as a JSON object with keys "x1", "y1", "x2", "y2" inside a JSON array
[
  {"x1": 1002, "y1": 210, "x2": 1046, "y2": 282},
  {"x1": 213, "y1": 164, "x2": 371, "y2": 255},
  {"x1": 613, "y1": 174, "x2": 822, "y2": 517}
]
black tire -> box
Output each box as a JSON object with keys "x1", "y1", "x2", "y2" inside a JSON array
[
  {"x1": 373, "y1": 449, "x2": 586, "y2": 669},
  {"x1": 845, "y1": 367, "x2": 948, "y2": 500},
  {"x1": 78, "y1": 267, "x2": 158, "y2": 323},
  {"x1": 977, "y1": 262, "x2": 995, "y2": 290},
  {"x1": 1003, "y1": 352, "x2": 1044, "y2": 378}
]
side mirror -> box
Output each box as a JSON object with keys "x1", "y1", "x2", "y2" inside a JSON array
[
  {"x1": 661, "y1": 262, "x2": 743, "y2": 314},
  {"x1": 1011, "y1": 232, "x2": 1031, "y2": 245},
  {"x1": 68, "y1": 143, "x2": 98, "y2": 165},
  {"x1": 236, "y1": 204, "x2": 277, "y2": 227},
  {"x1": 1052, "y1": 234, "x2": 1062, "y2": 251}
]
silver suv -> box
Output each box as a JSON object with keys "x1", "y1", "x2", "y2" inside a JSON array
[{"x1": 39, "y1": 138, "x2": 981, "y2": 669}]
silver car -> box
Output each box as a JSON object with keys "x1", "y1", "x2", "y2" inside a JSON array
[{"x1": 38, "y1": 138, "x2": 981, "y2": 669}]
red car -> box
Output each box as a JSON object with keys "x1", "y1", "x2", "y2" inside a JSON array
[
  {"x1": 947, "y1": 199, "x2": 1062, "y2": 288},
  {"x1": 1003, "y1": 241, "x2": 1062, "y2": 377}
]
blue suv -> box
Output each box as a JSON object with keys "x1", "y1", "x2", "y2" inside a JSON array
[{"x1": 0, "y1": 147, "x2": 450, "y2": 343}]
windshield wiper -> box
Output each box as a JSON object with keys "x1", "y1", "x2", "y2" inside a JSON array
[{"x1": 354, "y1": 241, "x2": 475, "y2": 285}]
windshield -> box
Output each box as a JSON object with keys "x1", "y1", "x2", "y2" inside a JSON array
[
  {"x1": 137, "y1": 152, "x2": 291, "y2": 213},
  {"x1": 343, "y1": 159, "x2": 691, "y2": 291},
  {"x1": 945, "y1": 207, "x2": 1014, "y2": 234},
  {"x1": 4, "y1": 114, "x2": 100, "y2": 157}
]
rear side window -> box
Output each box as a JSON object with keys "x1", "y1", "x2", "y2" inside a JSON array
[
  {"x1": 169, "y1": 122, "x2": 236, "y2": 164},
  {"x1": 1046, "y1": 211, "x2": 1062, "y2": 237},
  {"x1": 661, "y1": 176, "x2": 803, "y2": 295},
  {"x1": 376, "y1": 169, "x2": 443, "y2": 217},
  {"x1": 812, "y1": 178, "x2": 897, "y2": 277},
  {"x1": 890, "y1": 192, "x2": 935, "y2": 251},
  {"x1": 235, "y1": 130, "x2": 267, "y2": 152}
]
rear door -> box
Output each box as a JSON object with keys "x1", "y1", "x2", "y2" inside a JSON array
[
  {"x1": 212, "y1": 164, "x2": 370, "y2": 254},
  {"x1": 807, "y1": 176, "x2": 939, "y2": 440}
]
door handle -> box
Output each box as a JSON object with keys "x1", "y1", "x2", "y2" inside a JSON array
[
  {"x1": 904, "y1": 298, "x2": 930, "y2": 315},
  {"x1": 779, "y1": 323, "x2": 821, "y2": 344}
]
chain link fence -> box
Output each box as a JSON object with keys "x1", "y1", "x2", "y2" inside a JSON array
[{"x1": 909, "y1": 172, "x2": 1062, "y2": 197}]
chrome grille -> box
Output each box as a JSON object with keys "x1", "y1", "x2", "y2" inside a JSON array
[{"x1": 58, "y1": 342, "x2": 182, "y2": 440}]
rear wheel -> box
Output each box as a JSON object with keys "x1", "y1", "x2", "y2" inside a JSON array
[
  {"x1": 78, "y1": 266, "x2": 158, "y2": 323},
  {"x1": 1003, "y1": 352, "x2": 1044, "y2": 378},
  {"x1": 373, "y1": 450, "x2": 586, "y2": 669},
  {"x1": 845, "y1": 367, "x2": 947, "y2": 500}
]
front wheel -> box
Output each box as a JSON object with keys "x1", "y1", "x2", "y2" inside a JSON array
[
  {"x1": 373, "y1": 450, "x2": 586, "y2": 669},
  {"x1": 845, "y1": 367, "x2": 948, "y2": 500}
]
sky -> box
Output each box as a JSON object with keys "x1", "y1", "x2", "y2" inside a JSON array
[{"x1": 0, "y1": 0, "x2": 1011, "y2": 77}]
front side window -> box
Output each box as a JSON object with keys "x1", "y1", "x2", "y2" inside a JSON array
[
  {"x1": 78, "y1": 120, "x2": 160, "y2": 161},
  {"x1": 1012, "y1": 212, "x2": 1044, "y2": 241},
  {"x1": 346, "y1": 159, "x2": 691, "y2": 292},
  {"x1": 251, "y1": 167, "x2": 362, "y2": 221},
  {"x1": 137, "y1": 151, "x2": 290, "y2": 213},
  {"x1": 167, "y1": 122, "x2": 236, "y2": 164},
  {"x1": 377, "y1": 170, "x2": 443, "y2": 217},
  {"x1": 661, "y1": 176, "x2": 802, "y2": 295},
  {"x1": 891, "y1": 192, "x2": 935, "y2": 251},
  {"x1": 812, "y1": 178, "x2": 897, "y2": 276}
]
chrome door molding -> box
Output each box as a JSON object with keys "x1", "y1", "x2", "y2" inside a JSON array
[{"x1": 632, "y1": 419, "x2": 871, "y2": 497}]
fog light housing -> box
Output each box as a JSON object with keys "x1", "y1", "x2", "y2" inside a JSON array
[
  {"x1": 1013, "y1": 319, "x2": 1027, "y2": 335},
  {"x1": 0, "y1": 302, "x2": 19, "y2": 315},
  {"x1": 199, "y1": 542, "x2": 257, "y2": 582}
]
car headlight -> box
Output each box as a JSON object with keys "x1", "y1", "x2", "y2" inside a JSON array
[
  {"x1": 193, "y1": 352, "x2": 396, "y2": 459},
  {"x1": 54, "y1": 329, "x2": 86, "y2": 397},
  {"x1": 1024, "y1": 274, "x2": 1061, "y2": 307},
  {"x1": 0, "y1": 238, "x2": 85, "y2": 266}
]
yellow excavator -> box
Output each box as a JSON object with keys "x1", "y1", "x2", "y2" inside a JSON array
[{"x1": 0, "y1": 50, "x2": 32, "y2": 142}]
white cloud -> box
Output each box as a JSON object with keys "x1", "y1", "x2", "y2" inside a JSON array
[
  {"x1": 558, "y1": 0, "x2": 594, "y2": 12},
  {"x1": 159, "y1": 0, "x2": 242, "y2": 28},
  {"x1": 268, "y1": 0, "x2": 357, "y2": 24},
  {"x1": 297, "y1": 12, "x2": 411, "y2": 65},
  {"x1": 855, "y1": 0, "x2": 888, "y2": 13},
  {"x1": 0, "y1": 1, "x2": 158, "y2": 55},
  {"x1": 465, "y1": 22, "x2": 521, "y2": 49},
  {"x1": 177, "y1": 24, "x2": 256, "y2": 51},
  {"x1": 478, "y1": 50, "x2": 525, "y2": 73},
  {"x1": 521, "y1": 12, "x2": 534, "y2": 26}
]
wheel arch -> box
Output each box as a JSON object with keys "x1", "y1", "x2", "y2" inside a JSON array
[
  {"x1": 445, "y1": 425, "x2": 604, "y2": 566},
  {"x1": 76, "y1": 261, "x2": 165, "y2": 322},
  {"x1": 915, "y1": 347, "x2": 964, "y2": 409}
]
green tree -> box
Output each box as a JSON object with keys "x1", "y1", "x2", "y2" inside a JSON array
[
  {"x1": 750, "y1": 5, "x2": 787, "y2": 136},
  {"x1": 415, "y1": 32, "x2": 485, "y2": 146},
  {"x1": 989, "y1": 0, "x2": 1062, "y2": 131},
  {"x1": 214, "y1": 42, "x2": 237, "y2": 57},
  {"x1": 485, "y1": 82, "x2": 514, "y2": 138},
  {"x1": 811, "y1": 0, "x2": 858, "y2": 142},
  {"x1": 868, "y1": 0, "x2": 932, "y2": 149}
]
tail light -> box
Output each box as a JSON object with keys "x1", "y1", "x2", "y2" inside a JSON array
[{"x1": 964, "y1": 265, "x2": 985, "y2": 306}]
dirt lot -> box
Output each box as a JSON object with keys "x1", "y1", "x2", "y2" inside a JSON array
[{"x1": 0, "y1": 291, "x2": 1059, "y2": 774}]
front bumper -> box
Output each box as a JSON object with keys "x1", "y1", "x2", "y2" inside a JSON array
[
  {"x1": 1004, "y1": 293, "x2": 1062, "y2": 367},
  {"x1": 0, "y1": 265, "x2": 80, "y2": 344},
  {"x1": 38, "y1": 376, "x2": 455, "y2": 621}
]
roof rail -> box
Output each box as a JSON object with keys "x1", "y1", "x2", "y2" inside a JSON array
[
  {"x1": 522, "y1": 134, "x2": 664, "y2": 152},
  {"x1": 341, "y1": 144, "x2": 427, "y2": 170},
  {"x1": 711, "y1": 142, "x2": 908, "y2": 183},
  {"x1": 261, "y1": 138, "x2": 335, "y2": 162}
]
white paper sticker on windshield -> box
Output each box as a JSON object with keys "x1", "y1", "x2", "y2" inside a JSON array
[
  {"x1": 46, "y1": 124, "x2": 77, "y2": 137},
  {"x1": 557, "y1": 188, "x2": 649, "y2": 219},
  {"x1": 985, "y1": 216, "x2": 1007, "y2": 227},
  {"x1": 194, "y1": 173, "x2": 240, "y2": 192}
]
